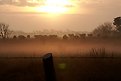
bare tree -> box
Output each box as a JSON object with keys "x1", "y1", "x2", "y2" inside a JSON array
[
  {"x1": 113, "y1": 17, "x2": 121, "y2": 32},
  {"x1": 0, "y1": 23, "x2": 12, "y2": 39},
  {"x1": 92, "y1": 22, "x2": 115, "y2": 37}
]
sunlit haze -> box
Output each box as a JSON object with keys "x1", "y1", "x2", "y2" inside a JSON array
[
  {"x1": 0, "y1": 0, "x2": 121, "y2": 32},
  {"x1": 36, "y1": 0, "x2": 71, "y2": 14}
]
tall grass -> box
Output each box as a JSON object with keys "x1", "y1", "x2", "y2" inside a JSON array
[{"x1": 89, "y1": 48, "x2": 108, "y2": 57}]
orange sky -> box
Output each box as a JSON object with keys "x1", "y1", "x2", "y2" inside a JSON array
[{"x1": 0, "y1": 0, "x2": 121, "y2": 32}]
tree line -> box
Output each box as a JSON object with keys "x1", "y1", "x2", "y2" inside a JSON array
[
  {"x1": 93, "y1": 16, "x2": 121, "y2": 38},
  {"x1": 0, "y1": 16, "x2": 121, "y2": 40}
]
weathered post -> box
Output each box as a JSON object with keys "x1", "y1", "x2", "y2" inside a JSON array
[{"x1": 42, "y1": 53, "x2": 56, "y2": 81}]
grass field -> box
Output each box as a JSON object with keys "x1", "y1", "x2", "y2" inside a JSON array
[
  {"x1": 0, "y1": 57, "x2": 121, "y2": 81},
  {"x1": 0, "y1": 38, "x2": 121, "y2": 81},
  {"x1": 0, "y1": 38, "x2": 121, "y2": 57}
]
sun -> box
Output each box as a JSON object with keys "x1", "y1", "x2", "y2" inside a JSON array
[
  {"x1": 25, "y1": 0, "x2": 87, "y2": 15},
  {"x1": 35, "y1": 0, "x2": 72, "y2": 14},
  {"x1": 36, "y1": 5, "x2": 68, "y2": 14}
]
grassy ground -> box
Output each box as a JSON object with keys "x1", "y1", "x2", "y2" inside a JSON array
[
  {"x1": 0, "y1": 38, "x2": 121, "y2": 57},
  {"x1": 0, "y1": 57, "x2": 121, "y2": 81},
  {"x1": 0, "y1": 38, "x2": 121, "y2": 81}
]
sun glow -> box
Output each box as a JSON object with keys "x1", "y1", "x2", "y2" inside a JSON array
[
  {"x1": 36, "y1": 6, "x2": 68, "y2": 14},
  {"x1": 35, "y1": 0, "x2": 72, "y2": 14}
]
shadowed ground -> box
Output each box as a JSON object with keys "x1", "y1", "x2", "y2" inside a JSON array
[
  {"x1": 0, "y1": 39, "x2": 121, "y2": 81},
  {"x1": 0, "y1": 57, "x2": 121, "y2": 81}
]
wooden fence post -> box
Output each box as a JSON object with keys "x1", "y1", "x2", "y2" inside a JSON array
[{"x1": 42, "y1": 53, "x2": 57, "y2": 81}]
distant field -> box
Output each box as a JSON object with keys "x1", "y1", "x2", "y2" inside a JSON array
[{"x1": 0, "y1": 38, "x2": 121, "y2": 57}]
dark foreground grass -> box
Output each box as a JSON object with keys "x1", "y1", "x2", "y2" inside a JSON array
[{"x1": 0, "y1": 57, "x2": 121, "y2": 81}]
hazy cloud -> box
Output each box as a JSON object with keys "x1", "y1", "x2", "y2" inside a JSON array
[
  {"x1": 0, "y1": 0, "x2": 44, "y2": 6},
  {"x1": 0, "y1": 0, "x2": 121, "y2": 15},
  {"x1": 0, "y1": 0, "x2": 121, "y2": 32}
]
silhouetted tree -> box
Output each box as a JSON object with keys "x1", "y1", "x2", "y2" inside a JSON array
[
  {"x1": 79, "y1": 33, "x2": 86, "y2": 39},
  {"x1": 93, "y1": 22, "x2": 114, "y2": 37},
  {"x1": 13, "y1": 35, "x2": 17, "y2": 39},
  {"x1": 87, "y1": 34, "x2": 93, "y2": 37},
  {"x1": 27, "y1": 35, "x2": 30, "y2": 39},
  {"x1": 68, "y1": 34, "x2": 75, "y2": 39},
  {"x1": 0, "y1": 23, "x2": 12, "y2": 39},
  {"x1": 113, "y1": 17, "x2": 121, "y2": 32},
  {"x1": 63, "y1": 35, "x2": 68, "y2": 40},
  {"x1": 18, "y1": 35, "x2": 26, "y2": 39}
]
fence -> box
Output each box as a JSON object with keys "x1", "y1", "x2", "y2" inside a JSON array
[{"x1": 42, "y1": 53, "x2": 57, "y2": 81}]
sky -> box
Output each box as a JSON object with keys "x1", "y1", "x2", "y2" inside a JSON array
[{"x1": 0, "y1": 0, "x2": 121, "y2": 32}]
